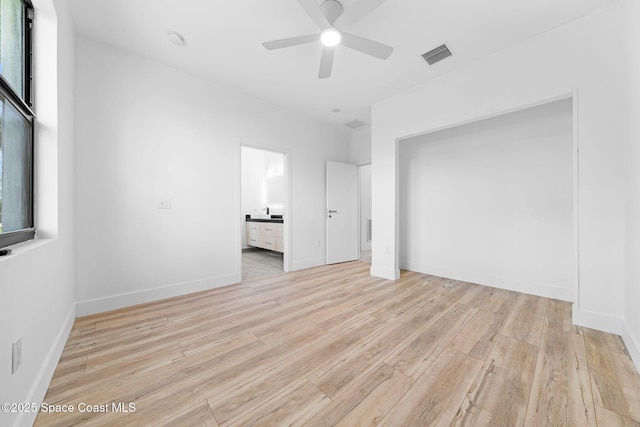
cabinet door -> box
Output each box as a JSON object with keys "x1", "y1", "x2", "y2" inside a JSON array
[
  {"x1": 261, "y1": 224, "x2": 278, "y2": 237},
  {"x1": 273, "y1": 223, "x2": 284, "y2": 239},
  {"x1": 274, "y1": 237, "x2": 284, "y2": 253},
  {"x1": 246, "y1": 222, "x2": 283, "y2": 252},
  {"x1": 247, "y1": 223, "x2": 261, "y2": 247}
]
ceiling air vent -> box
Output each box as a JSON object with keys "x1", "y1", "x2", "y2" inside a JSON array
[
  {"x1": 344, "y1": 119, "x2": 367, "y2": 129},
  {"x1": 422, "y1": 44, "x2": 452, "y2": 65}
]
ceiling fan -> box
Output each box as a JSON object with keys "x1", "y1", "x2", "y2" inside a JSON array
[{"x1": 262, "y1": 0, "x2": 394, "y2": 79}]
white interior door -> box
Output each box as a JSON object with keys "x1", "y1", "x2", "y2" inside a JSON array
[{"x1": 327, "y1": 161, "x2": 359, "y2": 264}]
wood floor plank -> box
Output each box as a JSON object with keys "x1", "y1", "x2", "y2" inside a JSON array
[
  {"x1": 153, "y1": 401, "x2": 219, "y2": 427},
  {"x1": 385, "y1": 302, "x2": 476, "y2": 379},
  {"x1": 206, "y1": 316, "x2": 386, "y2": 424},
  {"x1": 523, "y1": 300, "x2": 596, "y2": 427},
  {"x1": 449, "y1": 291, "x2": 518, "y2": 360},
  {"x1": 584, "y1": 328, "x2": 640, "y2": 423},
  {"x1": 34, "y1": 261, "x2": 640, "y2": 426},
  {"x1": 453, "y1": 334, "x2": 538, "y2": 426},
  {"x1": 378, "y1": 349, "x2": 483, "y2": 427},
  {"x1": 306, "y1": 363, "x2": 401, "y2": 427},
  {"x1": 310, "y1": 292, "x2": 469, "y2": 398},
  {"x1": 223, "y1": 379, "x2": 330, "y2": 427},
  {"x1": 595, "y1": 405, "x2": 640, "y2": 427},
  {"x1": 334, "y1": 367, "x2": 414, "y2": 427},
  {"x1": 502, "y1": 293, "x2": 548, "y2": 346}
]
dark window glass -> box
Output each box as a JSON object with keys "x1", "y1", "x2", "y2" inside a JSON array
[
  {"x1": 0, "y1": 0, "x2": 25, "y2": 99},
  {"x1": 0, "y1": 0, "x2": 33, "y2": 249},
  {"x1": 0, "y1": 92, "x2": 32, "y2": 233}
]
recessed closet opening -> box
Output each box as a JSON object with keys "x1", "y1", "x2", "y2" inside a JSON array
[{"x1": 398, "y1": 97, "x2": 576, "y2": 300}]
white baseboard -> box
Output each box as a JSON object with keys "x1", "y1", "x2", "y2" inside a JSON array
[
  {"x1": 76, "y1": 273, "x2": 238, "y2": 316},
  {"x1": 370, "y1": 265, "x2": 400, "y2": 281},
  {"x1": 401, "y1": 261, "x2": 574, "y2": 302},
  {"x1": 572, "y1": 308, "x2": 623, "y2": 335},
  {"x1": 17, "y1": 304, "x2": 75, "y2": 427},
  {"x1": 622, "y1": 322, "x2": 640, "y2": 374},
  {"x1": 291, "y1": 257, "x2": 326, "y2": 271}
]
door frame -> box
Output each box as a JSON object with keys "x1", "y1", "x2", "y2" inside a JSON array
[{"x1": 236, "y1": 141, "x2": 292, "y2": 283}]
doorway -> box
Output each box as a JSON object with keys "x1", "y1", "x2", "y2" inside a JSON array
[
  {"x1": 359, "y1": 164, "x2": 372, "y2": 263},
  {"x1": 240, "y1": 146, "x2": 288, "y2": 281}
]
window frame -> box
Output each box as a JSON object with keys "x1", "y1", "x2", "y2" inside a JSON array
[{"x1": 0, "y1": 0, "x2": 35, "y2": 249}]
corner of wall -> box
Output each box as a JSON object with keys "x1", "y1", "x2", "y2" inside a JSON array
[
  {"x1": 622, "y1": 322, "x2": 640, "y2": 374},
  {"x1": 15, "y1": 304, "x2": 75, "y2": 427},
  {"x1": 572, "y1": 307, "x2": 624, "y2": 335},
  {"x1": 370, "y1": 265, "x2": 400, "y2": 281}
]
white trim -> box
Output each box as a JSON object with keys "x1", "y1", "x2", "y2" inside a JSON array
[
  {"x1": 284, "y1": 151, "x2": 292, "y2": 273},
  {"x1": 572, "y1": 89, "x2": 581, "y2": 308},
  {"x1": 396, "y1": 92, "x2": 575, "y2": 142},
  {"x1": 76, "y1": 274, "x2": 237, "y2": 316},
  {"x1": 572, "y1": 308, "x2": 623, "y2": 335},
  {"x1": 401, "y1": 261, "x2": 573, "y2": 302},
  {"x1": 16, "y1": 305, "x2": 75, "y2": 427},
  {"x1": 370, "y1": 266, "x2": 400, "y2": 281},
  {"x1": 622, "y1": 322, "x2": 640, "y2": 374},
  {"x1": 291, "y1": 257, "x2": 326, "y2": 271},
  {"x1": 234, "y1": 139, "x2": 243, "y2": 284}
]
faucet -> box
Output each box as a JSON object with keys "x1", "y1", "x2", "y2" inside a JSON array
[{"x1": 263, "y1": 207, "x2": 270, "y2": 215}]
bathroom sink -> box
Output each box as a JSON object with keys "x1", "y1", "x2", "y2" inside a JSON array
[{"x1": 250, "y1": 214, "x2": 272, "y2": 219}]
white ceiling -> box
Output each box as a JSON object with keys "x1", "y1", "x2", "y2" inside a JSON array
[{"x1": 68, "y1": 0, "x2": 615, "y2": 130}]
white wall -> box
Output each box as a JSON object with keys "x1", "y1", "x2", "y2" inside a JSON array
[
  {"x1": 371, "y1": 3, "x2": 627, "y2": 335},
  {"x1": 624, "y1": 0, "x2": 640, "y2": 372},
  {"x1": 74, "y1": 37, "x2": 350, "y2": 315},
  {"x1": 350, "y1": 127, "x2": 372, "y2": 165},
  {"x1": 399, "y1": 98, "x2": 573, "y2": 301},
  {"x1": 241, "y1": 147, "x2": 266, "y2": 249},
  {"x1": 264, "y1": 150, "x2": 285, "y2": 213},
  {"x1": 0, "y1": 1, "x2": 76, "y2": 426},
  {"x1": 241, "y1": 147, "x2": 266, "y2": 218}
]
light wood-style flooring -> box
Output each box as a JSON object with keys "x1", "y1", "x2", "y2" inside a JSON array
[{"x1": 36, "y1": 261, "x2": 640, "y2": 426}]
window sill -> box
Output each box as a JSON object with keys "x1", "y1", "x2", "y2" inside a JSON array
[{"x1": 0, "y1": 237, "x2": 55, "y2": 263}]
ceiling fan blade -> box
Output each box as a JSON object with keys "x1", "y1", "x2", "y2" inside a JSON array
[
  {"x1": 297, "y1": 0, "x2": 331, "y2": 29},
  {"x1": 262, "y1": 34, "x2": 320, "y2": 50},
  {"x1": 318, "y1": 46, "x2": 335, "y2": 79},
  {"x1": 341, "y1": 32, "x2": 394, "y2": 60},
  {"x1": 334, "y1": 0, "x2": 388, "y2": 27}
]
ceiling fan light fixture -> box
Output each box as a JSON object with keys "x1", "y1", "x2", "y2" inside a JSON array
[{"x1": 321, "y1": 28, "x2": 341, "y2": 47}]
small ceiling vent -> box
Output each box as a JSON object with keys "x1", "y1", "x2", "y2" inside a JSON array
[
  {"x1": 422, "y1": 44, "x2": 452, "y2": 65},
  {"x1": 344, "y1": 119, "x2": 367, "y2": 129}
]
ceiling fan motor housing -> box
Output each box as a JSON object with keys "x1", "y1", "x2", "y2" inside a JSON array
[{"x1": 320, "y1": 0, "x2": 344, "y2": 25}]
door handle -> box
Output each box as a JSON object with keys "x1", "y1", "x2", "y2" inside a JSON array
[{"x1": 329, "y1": 210, "x2": 338, "y2": 213}]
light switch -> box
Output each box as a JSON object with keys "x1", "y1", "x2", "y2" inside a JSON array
[{"x1": 158, "y1": 198, "x2": 172, "y2": 209}]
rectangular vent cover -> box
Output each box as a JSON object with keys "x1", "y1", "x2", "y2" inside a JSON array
[
  {"x1": 422, "y1": 44, "x2": 452, "y2": 65},
  {"x1": 344, "y1": 119, "x2": 367, "y2": 129}
]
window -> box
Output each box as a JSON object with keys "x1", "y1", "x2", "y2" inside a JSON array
[{"x1": 0, "y1": 0, "x2": 34, "y2": 249}]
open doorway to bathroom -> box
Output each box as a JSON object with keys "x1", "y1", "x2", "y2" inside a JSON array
[{"x1": 241, "y1": 146, "x2": 287, "y2": 280}]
